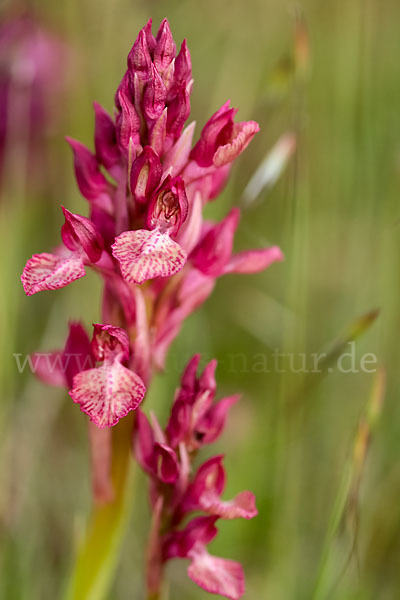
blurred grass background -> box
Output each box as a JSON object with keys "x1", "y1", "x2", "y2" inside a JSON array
[{"x1": 1, "y1": 0, "x2": 399, "y2": 598}]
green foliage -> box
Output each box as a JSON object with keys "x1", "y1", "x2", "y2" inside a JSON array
[{"x1": 1, "y1": 1, "x2": 399, "y2": 598}]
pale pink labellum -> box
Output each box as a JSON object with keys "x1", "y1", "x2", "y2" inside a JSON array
[
  {"x1": 21, "y1": 252, "x2": 85, "y2": 296},
  {"x1": 187, "y1": 546, "x2": 245, "y2": 600},
  {"x1": 112, "y1": 229, "x2": 187, "y2": 285},
  {"x1": 70, "y1": 360, "x2": 146, "y2": 428}
]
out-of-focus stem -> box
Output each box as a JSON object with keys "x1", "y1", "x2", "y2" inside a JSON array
[
  {"x1": 145, "y1": 497, "x2": 164, "y2": 600},
  {"x1": 64, "y1": 414, "x2": 135, "y2": 600}
]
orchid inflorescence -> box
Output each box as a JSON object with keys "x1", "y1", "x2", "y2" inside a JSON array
[{"x1": 21, "y1": 18, "x2": 283, "y2": 599}]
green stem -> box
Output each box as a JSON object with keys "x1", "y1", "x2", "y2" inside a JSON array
[{"x1": 64, "y1": 415, "x2": 135, "y2": 600}]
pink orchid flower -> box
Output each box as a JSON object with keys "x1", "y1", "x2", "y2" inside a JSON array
[{"x1": 20, "y1": 18, "x2": 288, "y2": 598}]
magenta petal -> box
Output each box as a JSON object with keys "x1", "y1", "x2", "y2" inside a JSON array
[
  {"x1": 180, "y1": 353, "x2": 201, "y2": 396},
  {"x1": 70, "y1": 361, "x2": 146, "y2": 428},
  {"x1": 154, "y1": 18, "x2": 176, "y2": 74},
  {"x1": 63, "y1": 322, "x2": 93, "y2": 386},
  {"x1": 166, "y1": 87, "x2": 190, "y2": 140},
  {"x1": 112, "y1": 229, "x2": 187, "y2": 285},
  {"x1": 183, "y1": 456, "x2": 225, "y2": 511},
  {"x1": 224, "y1": 246, "x2": 284, "y2": 274},
  {"x1": 169, "y1": 39, "x2": 192, "y2": 99},
  {"x1": 93, "y1": 102, "x2": 120, "y2": 169},
  {"x1": 127, "y1": 28, "x2": 151, "y2": 76},
  {"x1": 21, "y1": 252, "x2": 85, "y2": 295},
  {"x1": 165, "y1": 399, "x2": 191, "y2": 449},
  {"x1": 190, "y1": 101, "x2": 236, "y2": 167},
  {"x1": 191, "y1": 208, "x2": 240, "y2": 277},
  {"x1": 143, "y1": 64, "x2": 167, "y2": 122},
  {"x1": 199, "y1": 359, "x2": 217, "y2": 396},
  {"x1": 188, "y1": 547, "x2": 245, "y2": 600},
  {"x1": 163, "y1": 516, "x2": 219, "y2": 559},
  {"x1": 32, "y1": 351, "x2": 67, "y2": 387},
  {"x1": 143, "y1": 18, "x2": 156, "y2": 52},
  {"x1": 66, "y1": 137, "x2": 110, "y2": 201},
  {"x1": 116, "y1": 88, "x2": 141, "y2": 154},
  {"x1": 33, "y1": 321, "x2": 92, "y2": 388},
  {"x1": 199, "y1": 394, "x2": 240, "y2": 445},
  {"x1": 213, "y1": 120, "x2": 259, "y2": 167},
  {"x1": 134, "y1": 409, "x2": 155, "y2": 473},
  {"x1": 154, "y1": 442, "x2": 179, "y2": 483},
  {"x1": 61, "y1": 207, "x2": 104, "y2": 263}
]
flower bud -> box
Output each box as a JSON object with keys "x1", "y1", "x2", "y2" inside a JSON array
[
  {"x1": 154, "y1": 18, "x2": 176, "y2": 74},
  {"x1": 115, "y1": 88, "x2": 141, "y2": 154},
  {"x1": 168, "y1": 39, "x2": 192, "y2": 101},
  {"x1": 127, "y1": 28, "x2": 151, "y2": 78},
  {"x1": 143, "y1": 64, "x2": 167, "y2": 123},
  {"x1": 166, "y1": 86, "x2": 190, "y2": 141}
]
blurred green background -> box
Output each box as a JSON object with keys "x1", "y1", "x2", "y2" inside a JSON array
[{"x1": 1, "y1": 0, "x2": 399, "y2": 598}]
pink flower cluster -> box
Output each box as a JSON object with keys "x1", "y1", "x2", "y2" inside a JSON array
[
  {"x1": 136, "y1": 355, "x2": 257, "y2": 600},
  {"x1": 21, "y1": 18, "x2": 283, "y2": 599},
  {"x1": 22, "y1": 18, "x2": 282, "y2": 424}
]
